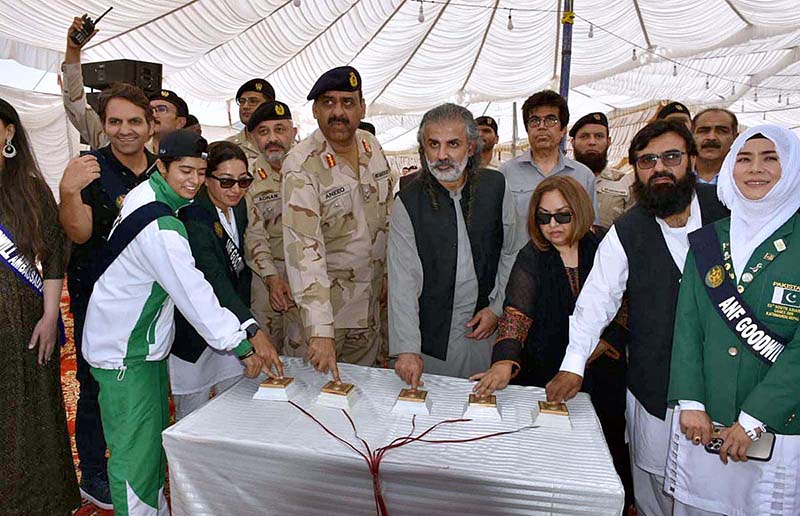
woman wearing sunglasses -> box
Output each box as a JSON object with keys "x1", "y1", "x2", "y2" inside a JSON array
[
  {"x1": 169, "y1": 140, "x2": 274, "y2": 420},
  {"x1": 472, "y1": 175, "x2": 627, "y2": 392}
]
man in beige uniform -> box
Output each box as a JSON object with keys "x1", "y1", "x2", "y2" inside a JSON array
[
  {"x1": 570, "y1": 112, "x2": 634, "y2": 228},
  {"x1": 243, "y1": 100, "x2": 304, "y2": 355},
  {"x1": 476, "y1": 116, "x2": 502, "y2": 170},
  {"x1": 282, "y1": 66, "x2": 393, "y2": 379},
  {"x1": 226, "y1": 78, "x2": 275, "y2": 164}
]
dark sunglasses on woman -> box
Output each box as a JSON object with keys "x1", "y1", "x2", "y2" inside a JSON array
[
  {"x1": 207, "y1": 175, "x2": 254, "y2": 189},
  {"x1": 535, "y1": 211, "x2": 573, "y2": 225}
]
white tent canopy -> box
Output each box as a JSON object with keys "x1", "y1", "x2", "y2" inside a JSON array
[{"x1": 1, "y1": 0, "x2": 799, "y2": 181}]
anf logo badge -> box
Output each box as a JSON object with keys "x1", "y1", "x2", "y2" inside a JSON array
[
  {"x1": 705, "y1": 265, "x2": 725, "y2": 288},
  {"x1": 349, "y1": 71, "x2": 358, "y2": 88},
  {"x1": 772, "y1": 285, "x2": 800, "y2": 308},
  {"x1": 115, "y1": 195, "x2": 126, "y2": 209},
  {"x1": 214, "y1": 222, "x2": 224, "y2": 239},
  {"x1": 255, "y1": 82, "x2": 263, "y2": 92},
  {"x1": 275, "y1": 104, "x2": 285, "y2": 116}
]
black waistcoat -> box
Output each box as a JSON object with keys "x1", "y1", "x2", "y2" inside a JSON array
[
  {"x1": 399, "y1": 169, "x2": 506, "y2": 360},
  {"x1": 615, "y1": 184, "x2": 729, "y2": 419}
]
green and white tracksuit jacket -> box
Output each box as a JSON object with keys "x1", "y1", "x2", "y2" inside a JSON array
[{"x1": 83, "y1": 172, "x2": 253, "y2": 371}]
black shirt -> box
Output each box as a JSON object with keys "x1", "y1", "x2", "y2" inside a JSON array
[{"x1": 66, "y1": 145, "x2": 155, "y2": 309}]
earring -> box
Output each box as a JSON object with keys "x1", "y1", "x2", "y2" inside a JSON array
[{"x1": 2, "y1": 138, "x2": 16, "y2": 159}]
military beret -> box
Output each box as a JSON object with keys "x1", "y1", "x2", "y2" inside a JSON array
[
  {"x1": 307, "y1": 66, "x2": 362, "y2": 101},
  {"x1": 569, "y1": 112, "x2": 608, "y2": 138},
  {"x1": 158, "y1": 129, "x2": 208, "y2": 160},
  {"x1": 185, "y1": 114, "x2": 199, "y2": 127},
  {"x1": 358, "y1": 121, "x2": 376, "y2": 136},
  {"x1": 656, "y1": 101, "x2": 691, "y2": 120},
  {"x1": 246, "y1": 100, "x2": 292, "y2": 132},
  {"x1": 236, "y1": 79, "x2": 275, "y2": 102},
  {"x1": 148, "y1": 90, "x2": 189, "y2": 118},
  {"x1": 475, "y1": 116, "x2": 498, "y2": 135}
]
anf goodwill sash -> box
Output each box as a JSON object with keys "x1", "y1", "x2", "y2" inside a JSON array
[
  {"x1": 689, "y1": 225, "x2": 786, "y2": 365},
  {"x1": 0, "y1": 221, "x2": 66, "y2": 344}
]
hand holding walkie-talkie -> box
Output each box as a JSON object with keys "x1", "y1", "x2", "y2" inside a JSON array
[{"x1": 68, "y1": 7, "x2": 113, "y2": 47}]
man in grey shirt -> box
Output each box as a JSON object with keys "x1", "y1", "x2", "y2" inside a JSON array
[
  {"x1": 502, "y1": 90, "x2": 598, "y2": 242},
  {"x1": 389, "y1": 104, "x2": 518, "y2": 386}
]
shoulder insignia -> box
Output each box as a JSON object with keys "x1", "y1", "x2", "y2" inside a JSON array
[
  {"x1": 361, "y1": 138, "x2": 372, "y2": 154},
  {"x1": 324, "y1": 153, "x2": 336, "y2": 169},
  {"x1": 257, "y1": 167, "x2": 268, "y2": 180}
]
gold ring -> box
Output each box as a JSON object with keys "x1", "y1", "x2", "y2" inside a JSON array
[{"x1": 693, "y1": 436, "x2": 702, "y2": 444}]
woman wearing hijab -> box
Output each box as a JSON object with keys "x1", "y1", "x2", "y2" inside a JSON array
[{"x1": 668, "y1": 125, "x2": 800, "y2": 516}]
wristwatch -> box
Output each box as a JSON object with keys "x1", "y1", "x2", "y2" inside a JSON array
[
  {"x1": 245, "y1": 322, "x2": 260, "y2": 339},
  {"x1": 745, "y1": 424, "x2": 766, "y2": 441}
]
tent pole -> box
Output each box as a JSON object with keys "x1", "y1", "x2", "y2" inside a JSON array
[
  {"x1": 559, "y1": 0, "x2": 575, "y2": 149},
  {"x1": 511, "y1": 101, "x2": 518, "y2": 158}
]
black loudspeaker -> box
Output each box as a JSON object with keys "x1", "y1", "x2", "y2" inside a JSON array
[{"x1": 81, "y1": 59, "x2": 162, "y2": 96}]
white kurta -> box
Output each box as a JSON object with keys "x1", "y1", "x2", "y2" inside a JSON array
[{"x1": 559, "y1": 194, "x2": 703, "y2": 516}]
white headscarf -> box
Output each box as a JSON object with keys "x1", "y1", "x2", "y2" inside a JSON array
[{"x1": 716, "y1": 125, "x2": 800, "y2": 278}]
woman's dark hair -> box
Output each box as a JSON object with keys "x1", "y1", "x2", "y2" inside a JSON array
[
  {"x1": 0, "y1": 98, "x2": 56, "y2": 262},
  {"x1": 207, "y1": 141, "x2": 248, "y2": 174}
]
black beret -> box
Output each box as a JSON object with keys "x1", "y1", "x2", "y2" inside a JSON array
[
  {"x1": 236, "y1": 79, "x2": 275, "y2": 102},
  {"x1": 358, "y1": 121, "x2": 376, "y2": 135},
  {"x1": 475, "y1": 116, "x2": 498, "y2": 135},
  {"x1": 569, "y1": 112, "x2": 608, "y2": 138},
  {"x1": 246, "y1": 100, "x2": 292, "y2": 132},
  {"x1": 185, "y1": 114, "x2": 199, "y2": 127},
  {"x1": 656, "y1": 101, "x2": 691, "y2": 120},
  {"x1": 307, "y1": 66, "x2": 362, "y2": 101},
  {"x1": 158, "y1": 129, "x2": 208, "y2": 160},
  {"x1": 148, "y1": 89, "x2": 189, "y2": 118}
]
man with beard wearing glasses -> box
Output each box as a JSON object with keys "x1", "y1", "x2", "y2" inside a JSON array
[
  {"x1": 389, "y1": 104, "x2": 518, "y2": 385},
  {"x1": 692, "y1": 108, "x2": 738, "y2": 185},
  {"x1": 570, "y1": 112, "x2": 634, "y2": 229},
  {"x1": 547, "y1": 120, "x2": 729, "y2": 516},
  {"x1": 282, "y1": 67, "x2": 394, "y2": 379},
  {"x1": 227, "y1": 79, "x2": 276, "y2": 164},
  {"x1": 243, "y1": 100, "x2": 304, "y2": 356}
]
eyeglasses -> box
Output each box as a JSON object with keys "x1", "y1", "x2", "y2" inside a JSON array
[
  {"x1": 152, "y1": 105, "x2": 173, "y2": 114},
  {"x1": 208, "y1": 175, "x2": 254, "y2": 189},
  {"x1": 237, "y1": 97, "x2": 263, "y2": 107},
  {"x1": 527, "y1": 115, "x2": 560, "y2": 128},
  {"x1": 635, "y1": 150, "x2": 686, "y2": 170},
  {"x1": 535, "y1": 211, "x2": 573, "y2": 225}
]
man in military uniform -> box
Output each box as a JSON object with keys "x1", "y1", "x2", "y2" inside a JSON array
[
  {"x1": 656, "y1": 101, "x2": 692, "y2": 132},
  {"x1": 282, "y1": 66, "x2": 393, "y2": 380},
  {"x1": 476, "y1": 116, "x2": 502, "y2": 170},
  {"x1": 147, "y1": 89, "x2": 189, "y2": 154},
  {"x1": 226, "y1": 78, "x2": 276, "y2": 164},
  {"x1": 570, "y1": 112, "x2": 634, "y2": 228},
  {"x1": 243, "y1": 100, "x2": 304, "y2": 355}
]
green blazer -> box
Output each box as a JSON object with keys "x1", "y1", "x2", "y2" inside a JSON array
[
  {"x1": 172, "y1": 187, "x2": 253, "y2": 362},
  {"x1": 669, "y1": 213, "x2": 800, "y2": 434}
]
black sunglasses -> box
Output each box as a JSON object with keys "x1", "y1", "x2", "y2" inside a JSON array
[
  {"x1": 535, "y1": 211, "x2": 573, "y2": 225},
  {"x1": 208, "y1": 175, "x2": 254, "y2": 189}
]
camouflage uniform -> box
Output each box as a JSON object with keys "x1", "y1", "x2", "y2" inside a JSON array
[
  {"x1": 244, "y1": 155, "x2": 304, "y2": 355},
  {"x1": 226, "y1": 129, "x2": 260, "y2": 166},
  {"x1": 282, "y1": 128, "x2": 393, "y2": 366},
  {"x1": 596, "y1": 166, "x2": 635, "y2": 229}
]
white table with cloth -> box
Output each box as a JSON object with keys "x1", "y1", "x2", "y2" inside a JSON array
[{"x1": 162, "y1": 358, "x2": 624, "y2": 515}]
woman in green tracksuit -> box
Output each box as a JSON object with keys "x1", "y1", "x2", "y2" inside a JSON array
[
  {"x1": 667, "y1": 125, "x2": 800, "y2": 516},
  {"x1": 83, "y1": 130, "x2": 282, "y2": 516}
]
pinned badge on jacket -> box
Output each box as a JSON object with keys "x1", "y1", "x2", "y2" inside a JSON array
[
  {"x1": 214, "y1": 222, "x2": 224, "y2": 238},
  {"x1": 705, "y1": 265, "x2": 725, "y2": 288}
]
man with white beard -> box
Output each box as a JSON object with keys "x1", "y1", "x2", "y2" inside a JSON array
[{"x1": 389, "y1": 103, "x2": 518, "y2": 384}]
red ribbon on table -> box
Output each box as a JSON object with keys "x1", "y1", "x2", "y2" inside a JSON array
[{"x1": 289, "y1": 401, "x2": 534, "y2": 516}]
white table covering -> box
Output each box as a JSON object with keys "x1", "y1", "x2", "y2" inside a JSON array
[{"x1": 163, "y1": 358, "x2": 623, "y2": 515}]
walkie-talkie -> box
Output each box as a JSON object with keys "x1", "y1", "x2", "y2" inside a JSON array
[{"x1": 69, "y1": 6, "x2": 113, "y2": 46}]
